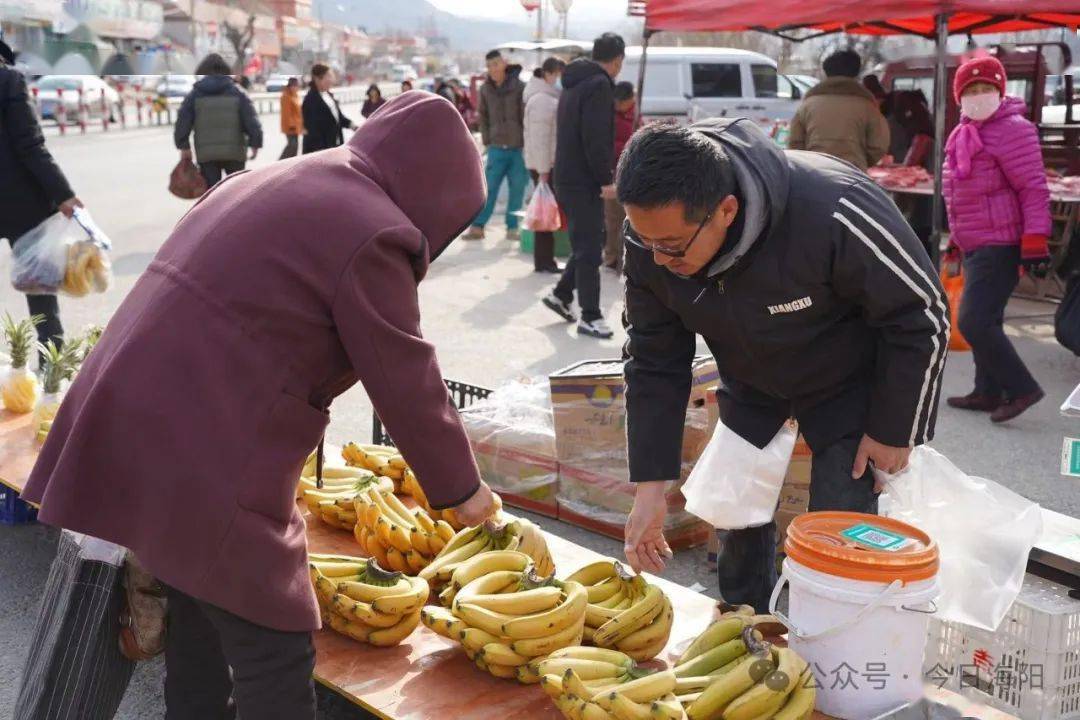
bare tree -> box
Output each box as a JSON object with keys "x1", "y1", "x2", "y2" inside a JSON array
[{"x1": 223, "y1": 9, "x2": 257, "y2": 73}]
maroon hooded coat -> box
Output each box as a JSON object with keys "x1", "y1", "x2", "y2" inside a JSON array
[{"x1": 22, "y1": 93, "x2": 486, "y2": 632}]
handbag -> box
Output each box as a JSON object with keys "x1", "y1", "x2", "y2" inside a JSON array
[
  {"x1": 1056, "y1": 271, "x2": 1080, "y2": 356},
  {"x1": 940, "y1": 268, "x2": 971, "y2": 352},
  {"x1": 169, "y1": 157, "x2": 207, "y2": 200},
  {"x1": 118, "y1": 551, "x2": 167, "y2": 661}
]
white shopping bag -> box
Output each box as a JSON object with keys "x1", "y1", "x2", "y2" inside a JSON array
[
  {"x1": 878, "y1": 446, "x2": 1043, "y2": 631},
  {"x1": 681, "y1": 420, "x2": 798, "y2": 530}
]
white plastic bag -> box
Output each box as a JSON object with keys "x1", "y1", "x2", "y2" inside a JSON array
[
  {"x1": 681, "y1": 420, "x2": 797, "y2": 530},
  {"x1": 524, "y1": 181, "x2": 561, "y2": 232},
  {"x1": 877, "y1": 446, "x2": 1043, "y2": 631},
  {"x1": 10, "y1": 209, "x2": 112, "y2": 296}
]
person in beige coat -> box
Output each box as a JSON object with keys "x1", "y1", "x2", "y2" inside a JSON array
[
  {"x1": 788, "y1": 50, "x2": 890, "y2": 171},
  {"x1": 523, "y1": 57, "x2": 565, "y2": 272}
]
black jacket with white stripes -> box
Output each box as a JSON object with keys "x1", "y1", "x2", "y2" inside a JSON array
[{"x1": 624, "y1": 118, "x2": 949, "y2": 483}]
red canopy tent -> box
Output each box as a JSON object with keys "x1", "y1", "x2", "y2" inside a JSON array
[{"x1": 633, "y1": 0, "x2": 1080, "y2": 255}]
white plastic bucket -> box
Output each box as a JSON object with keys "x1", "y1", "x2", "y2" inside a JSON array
[{"x1": 770, "y1": 556, "x2": 939, "y2": 720}]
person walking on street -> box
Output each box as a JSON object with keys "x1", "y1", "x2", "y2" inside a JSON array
[
  {"x1": 0, "y1": 39, "x2": 79, "y2": 352},
  {"x1": 175, "y1": 54, "x2": 263, "y2": 188},
  {"x1": 21, "y1": 92, "x2": 502, "y2": 720},
  {"x1": 944, "y1": 56, "x2": 1050, "y2": 423},
  {"x1": 603, "y1": 81, "x2": 638, "y2": 272},
  {"x1": 462, "y1": 50, "x2": 527, "y2": 242},
  {"x1": 541, "y1": 32, "x2": 625, "y2": 339},
  {"x1": 616, "y1": 120, "x2": 948, "y2": 611},
  {"x1": 279, "y1": 77, "x2": 303, "y2": 159},
  {"x1": 788, "y1": 50, "x2": 890, "y2": 171},
  {"x1": 302, "y1": 64, "x2": 354, "y2": 155},
  {"x1": 401, "y1": 80, "x2": 413, "y2": 93},
  {"x1": 449, "y1": 78, "x2": 473, "y2": 121},
  {"x1": 361, "y1": 83, "x2": 386, "y2": 118},
  {"x1": 523, "y1": 57, "x2": 566, "y2": 273},
  {"x1": 434, "y1": 77, "x2": 456, "y2": 104}
]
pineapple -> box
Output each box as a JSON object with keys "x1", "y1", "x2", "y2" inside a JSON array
[
  {"x1": 1, "y1": 312, "x2": 44, "y2": 413},
  {"x1": 33, "y1": 338, "x2": 83, "y2": 438}
]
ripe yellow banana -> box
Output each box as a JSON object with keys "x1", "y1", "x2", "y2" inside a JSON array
[
  {"x1": 367, "y1": 608, "x2": 422, "y2": 647},
  {"x1": 615, "y1": 596, "x2": 674, "y2": 660},
  {"x1": 481, "y1": 642, "x2": 530, "y2": 667},
  {"x1": 330, "y1": 593, "x2": 401, "y2": 628},
  {"x1": 434, "y1": 520, "x2": 456, "y2": 543},
  {"x1": 453, "y1": 569, "x2": 525, "y2": 604},
  {"x1": 459, "y1": 626, "x2": 502, "y2": 654},
  {"x1": 597, "y1": 670, "x2": 676, "y2": 705},
  {"x1": 509, "y1": 616, "x2": 585, "y2": 657},
  {"x1": 594, "y1": 585, "x2": 665, "y2": 646},
  {"x1": 385, "y1": 546, "x2": 410, "y2": 573},
  {"x1": 678, "y1": 617, "x2": 748, "y2": 665},
  {"x1": 418, "y1": 535, "x2": 487, "y2": 582},
  {"x1": 541, "y1": 673, "x2": 566, "y2": 699},
  {"x1": 450, "y1": 551, "x2": 533, "y2": 592},
  {"x1": 501, "y1": 581, "x2": 587, "y2": 640},
  {"x1": 517, "y1": 662, "x2": 542, "y2": 684},
  {"x1": 409, "y1": 527, "x2": 432, "y2": 556},
  {"x1": 608, "y1": 692, "x2": 653, "y2": 720},
  {"x1": 327, "y1": 612, "x2": 372, "y2": 643},
  {"x1": 550, "y1": 647, "x2": 635, "y2": 664},
  {"x1": 568, "y1": 560, "x2": 620, "y2": 587},
  {"x1": 564, "y1": 668, "x2": 595, "y2": 701},
  {"x1": 469, "y1": 585, "x2": 565, "y2": 616},
  {"x1": 721, "y1": 647, "x2": 805, "y2": 720},
  {"x1": 310, "y1": 560, "x2": 366, "y2": 578},
  {"x1": 583, "y1": 701, "x2": 618, "y2": 720},
  {"x1": 686, "y1": 653, "x2": 775, "y2": 720},
  {"x1": 455, "y1": 602, "x2": 517, "y2": 636},
  {"x1": 369, "y1": 576, "x2": 429, "y2": 615},
  {"x1": 420, "y1": 606, "x2": 464, "y2": 639},
  {"x1": 536, "y1": 657, "x2": 630, "y2": 681},
  {"x1": 650, "y1": 695, "x2": 687, "y2": 720},
  {"x1": 588, "y1": 577, "x2": 624, "y2": 604},
  {"x1": 337, "y1": 575, "x2": 411, "y2": 603},
  {"x1": 771, "y1": 668, "x2": 815, "y2": 720},
  {"x1": 405, "y1": 549, "x2": 427, "y2": 574}
]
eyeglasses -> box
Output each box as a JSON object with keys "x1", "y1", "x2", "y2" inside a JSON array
[{"x1": 624, "y1": 208, "x2": 715, "y2": 258}]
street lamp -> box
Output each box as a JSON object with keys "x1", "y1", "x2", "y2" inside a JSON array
[{"x1": 551, "y1": 0, "x2": 572, "y2": 38}]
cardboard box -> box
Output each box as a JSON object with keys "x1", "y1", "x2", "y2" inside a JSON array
[{"x1": 549, "y1": 357, "x2": 720, "y2": 548}]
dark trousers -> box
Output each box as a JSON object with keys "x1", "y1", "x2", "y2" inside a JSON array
[
  {"x1": 280, "y1": 135, "x2": 299, "y2": 160},
  {"x1": 603, "y1": 197, "x2": 626, "y2": 270},
  {"x1": 717, "y1": 432, "x2": 878, "y2": 613},
  {"x1": 528, "y1": 170, "x2": 557, "y2": 271},
  {"x1": 198, "y1": 160, "x2": 246, "y2": 189},
  {"x1": 553, "y1": 184, "x2": 605, "y2": 322},
  {"x1": 958, "y1": 245, "x2": 1041, "y2": 399},
  {"x1": 164, "y1": 587, "x2": 316, "y2": 720}
]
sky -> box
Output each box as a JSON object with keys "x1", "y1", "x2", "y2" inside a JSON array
[{"x1": 428, "y1": 0, "x2": 625, "y2": 24}]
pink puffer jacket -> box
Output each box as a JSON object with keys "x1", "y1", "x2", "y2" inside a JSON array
[{"x1": 943, "y1": 96, "x2": 1051, "y2": 253}]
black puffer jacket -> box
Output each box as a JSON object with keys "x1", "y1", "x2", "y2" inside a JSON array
[
  {"x1": 624, "y1": 118, "x2": 949, "y2": 483},
  {"x1": 554, "y1": 58, "x2": 614, "y2": 189},
  {"x1": 0, "y1": 66, "x2": 74, "y2": 241}
]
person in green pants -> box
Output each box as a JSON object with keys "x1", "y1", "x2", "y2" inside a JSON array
[{"x1": 463, "y1": 50, "x2": 528, "y2": 241}]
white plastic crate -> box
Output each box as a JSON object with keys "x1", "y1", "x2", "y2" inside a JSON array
[{"x1": 923, "y1": 574, "x2": 1080, "y2": 720}]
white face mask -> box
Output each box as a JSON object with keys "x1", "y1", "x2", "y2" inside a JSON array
[{"x1": 961, "y1": 92, "x2": 1001, "y2": 122}]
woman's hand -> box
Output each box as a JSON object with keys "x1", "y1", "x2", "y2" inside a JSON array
[
  {"x1": 451, "y1": 480, "x2": 500, "y2": 527},
  {"x1": 57, "y1": 197, "x2": 83, "y2": 218},
  {"x1": 624, "y1": 481, "x2": 673, "y2": 574}
]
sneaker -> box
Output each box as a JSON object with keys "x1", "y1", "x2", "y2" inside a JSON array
[
  {"x1": 991, "y1": 389, "x2": 1045, "y2": 423},
  {"x1": 534, "y1": 264, "x2": 562, "y2": 274},
  {"x1": 946, "y1": 393, "x2": 1002, "y2": 412},
  {"x1": 577, "y1": 317, "x2": 614, "y2": 339},
  {"x1": 461, "y1": 225, "x2": 484, "y2": 240},
  {"x1": 506, "y1": 228, "x2": 521, "y2": 242},
  {"x1": 542, "y1": 293, "x2": 575, "y2": 322}
]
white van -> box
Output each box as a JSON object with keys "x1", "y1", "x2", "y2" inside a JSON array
[{"x1": 618, "y1": 47, "x2": 805, "y2": 125}]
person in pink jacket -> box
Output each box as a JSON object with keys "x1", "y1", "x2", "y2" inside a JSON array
[
  {"x1": 943, "y1": 55, "x2": 1050, "y2": 423},
  {"x1": 21, "y1": 92, "x2": 499, "y2": 719}
]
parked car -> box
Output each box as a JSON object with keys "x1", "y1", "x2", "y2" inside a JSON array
[
  {"x1": 618, "y1": 47, "x2": 803, "y2": 125},
  {"x1": 156, "y1": 75, "x2": 197, "y2": 98},
  {"x1": 786, "y1": 74, "x2": 819, "y2": 96},
  {"x1": 265, "y1": 74, "x2": 296, "y2": 92},
  {"x1": 33, "y1": 75, "x2": 120, "y2": 122}
]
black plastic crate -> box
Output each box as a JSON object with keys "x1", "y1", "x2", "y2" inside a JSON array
[
  {"x1": 1, "y1": 486, "x2": 38, "y2": 525},
  {"x1": 371, "y1": 379, "x2": 492, "y2": 447}
]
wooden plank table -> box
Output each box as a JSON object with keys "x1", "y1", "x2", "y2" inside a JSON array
[{"x1": 0, "y1": 410, "x2": 36, "y2": 495}]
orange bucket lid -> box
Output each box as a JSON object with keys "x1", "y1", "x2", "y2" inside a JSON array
[{"x1": 785, "y1": 511, "x2": 939, "y2": 584}]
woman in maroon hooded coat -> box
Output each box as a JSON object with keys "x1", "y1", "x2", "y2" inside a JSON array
[{"x1": 21, "y1": 92, "x2": 498, "y2": 719}]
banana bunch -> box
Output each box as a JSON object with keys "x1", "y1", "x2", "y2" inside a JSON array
[
  {"x1": 418, "y1": 517, "x2": 554, "y2": 593},
  {"x1": 298, "y1": 467, "x2": 394, "y2": 531},
  {"x1": 683, "y1": 644, "x2": 812, "y2": 720},
  {"x1": 61, "y1": 241, "x2": 110, "y2": 297},
  {"x1": 352, "y1": 485, "x2": 456, "y2": 574},
  {"x1": 343, "y1": 441, "x2": 468, "y2": 529},
  {"x1": 539, "y1": 653, "x2": 682, "y2": 720},
  {"x1": 420, "y1": 551, "x2": 586, "y2": 682},
  {"x1": 35, "y1": 419, "x2": 52, "y2": 445},
  {"x1": 565, "y1": 560, "x2": 674, "y2": 662},
  {"x1": 309, "y1": 553, "x2": 428, "y2": 647}
]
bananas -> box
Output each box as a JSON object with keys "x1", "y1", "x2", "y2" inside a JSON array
[
  {"x1": 352, "y1": 485, "x2": 451, "y2": 573},
  {"x1": 418, "y1": 517, "x2": 554, "y2": 592},
  {"x1": 567, "y1": 559, "x2": 673, "y2": 662},
  {"x1": 310, "y1": 554, "x2": 427, "y2": 647},
  {"x1": 61, "y1": 241, "x2": 110, "y2": 297}
]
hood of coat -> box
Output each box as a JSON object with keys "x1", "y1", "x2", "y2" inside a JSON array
[
  {"x1": 561, "y1": 57, "x2": 610, "y2": 90},
  {"x1": 689, "y1": 118, "x2": 790, "y2": 277},
  {"x1": 346, "y1": 91, "x2": 485, "y2": 264},
  {"x1": 193, "y1": 74, "x2": 236, "y2": 95},
  {"x1": 524, "y1": 75, "x2": 559, "y2": 104},
  {"x1": 804, "y1": 76, "x2": 877, "y2": 103},
  {"x1": 959, "y1": 94, "x2": 1027, "y2": 127}
]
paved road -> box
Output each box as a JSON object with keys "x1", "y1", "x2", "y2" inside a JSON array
[{"x1": 1, "y1": 108, "x2": 1078, "y2": 718}]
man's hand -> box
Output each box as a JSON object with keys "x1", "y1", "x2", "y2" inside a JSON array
[
  {"x1": 250, "y1": 148, "x2": 259, "y2": 160},
  {"x1": 600, "y1": 184, "x2": 617, "y2": 200},
  {"x1": 57, "y1": 197, "x2": 83, "y2": 218},
  {"x1": 451, "y1": 480, "x2": 500, "y2": 527},
  {"x1": 852, "y1": 434, "x2": 911, "y2": 479},
  {"x1": 625, "y1": 481, "x2": 673, "y2": 574}
]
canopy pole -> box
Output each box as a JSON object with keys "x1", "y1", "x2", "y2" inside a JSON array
[
  {"x1": 929, "y1": 12, "x2": 949, "y2": 268},
  {"x1": 634, "y1": 30, "x2": 652, "y2": 128}
]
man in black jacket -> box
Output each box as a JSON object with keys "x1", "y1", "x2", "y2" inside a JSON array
[
  {"x1": 541, "y1": 32, "x2": 624, "y2": 339},
  {"x1": 0, "y1": 39, "x2": 80, "y2": 352},
  {"x1": 617, "y1": 120, "x2": 948, "y2": 611}
]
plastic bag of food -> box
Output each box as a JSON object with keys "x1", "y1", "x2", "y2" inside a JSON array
[
  {"x1": 11, "y1": 209, "x2": 112, "y2": 297},
  {"x1": 524, "y1": 181, "x2": 561, "y2": 232}
]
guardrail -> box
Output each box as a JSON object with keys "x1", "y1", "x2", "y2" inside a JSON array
[{"x1": 34, "y1": 84, "x2": 372, "y2": 133}]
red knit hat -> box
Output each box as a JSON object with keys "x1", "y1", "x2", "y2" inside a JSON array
[{"x1": 954, "y1": 56, "x2": 1007, "y2": 102}]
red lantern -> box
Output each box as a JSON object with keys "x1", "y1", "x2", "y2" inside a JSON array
[{"x1": 520, "y1": 0, "x2": 540, "y2": 10}]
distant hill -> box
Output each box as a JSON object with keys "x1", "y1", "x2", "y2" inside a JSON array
[{"x1": 312, "y1": 0, "x2": 529, "y2": 51}]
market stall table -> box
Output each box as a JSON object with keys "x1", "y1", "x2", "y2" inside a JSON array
[{"x1": 0, "y1": 410, "x2": 35, "y2": 496}]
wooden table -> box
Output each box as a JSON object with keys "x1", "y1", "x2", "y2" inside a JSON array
[{"x1": 0, "y1": 410, "x2": 36, "y2": 495}]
